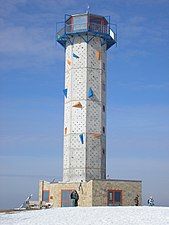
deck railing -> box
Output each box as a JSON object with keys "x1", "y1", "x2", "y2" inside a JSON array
[{"x1": 56, "y1": 22, "x2": 110, "y2": 37}]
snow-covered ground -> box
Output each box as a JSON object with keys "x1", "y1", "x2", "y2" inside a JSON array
[{"x1": 0, "y1": 206, "x2": 169, "y2": 225}]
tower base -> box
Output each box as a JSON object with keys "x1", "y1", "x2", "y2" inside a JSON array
[{"x1": 39, "y1": 179, "x2": 142, "y2": 207}]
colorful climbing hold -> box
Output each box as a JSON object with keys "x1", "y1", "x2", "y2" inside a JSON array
[
  {"x1": 65, "y1": 127, "x2": 67, "y2": 135},
  {"x1": 96, "y1": 51, "x2": 101, "y2": 60},
  {"x1": 73, "y1": 53, "x2": 79, "y2": 59},
  {"x1": 63, "y1": 88, "x2": 68, "y2": 98},
  {"x1": 73, "y1": 102, "x2": 82, "y2": 109},
  {"x1": 93, "y1": 133, "x2": 101, "y2": 138},
  {"x1": 88, "y1": 88, "x2": 94, "y2": 98},
  {"x1": 67, "y1": 59, "x2": 72, "y2": 65},
  {"x1": 79, "y1": 133, "x2": 84, "y2": 144}
]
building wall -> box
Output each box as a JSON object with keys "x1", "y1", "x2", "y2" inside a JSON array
[
  {"x1": 39, "y1": 180, "x2": 51, "y2": 204},
  {"x1": 63, "y1": 36, "x2": 107, "y2": 182},
  {"x1": 92, "y1": 180, "x2": 142, "y2": 206},
  {"x1": 39, "y1": 180, "x2": 93, "y2": 207},
  {"x1": 39, "y1": 179, "x2": 142, "y2": 207}
]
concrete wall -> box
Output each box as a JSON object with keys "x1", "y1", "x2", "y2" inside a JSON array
[
  {"x1": 39, "y1": 179, "x2": 142, "y2": 207},
  {"x1": 63, "y1": 37, "x2": 88, "y2": 182},
  {"x1": 63, "y1": 36, "x2": 107, "y2": 182}
]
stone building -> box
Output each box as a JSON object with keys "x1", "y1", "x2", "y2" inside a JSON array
[
  {"x1": 39, "y1": 12, "x2": 142, "y2": 207},
  {"x1": 39, "y1": 179, "x2": 141, "y2": 207}
]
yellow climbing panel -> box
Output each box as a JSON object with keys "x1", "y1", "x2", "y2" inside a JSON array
[
  {"x1": 73, "y1": 102, "x2": 83, "y2": 109},
  {"x1": 93, "y1": 133, "x2": 101, "y2": 138},
  {"x1": 67, "y1": 59, "x2": 72, "y2": 65},
  {"x1": 96, "y1": 51, "x2": 101, "y2": 60}
]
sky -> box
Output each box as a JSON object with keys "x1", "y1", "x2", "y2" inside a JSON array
[{"x1": 0, "y1": 0, "x2": 169, "y2": 209}]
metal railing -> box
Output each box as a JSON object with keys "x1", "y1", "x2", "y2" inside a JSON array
[
  {"x1": 56, "y1": 22, "x2": 110, "y2": 37},
  {"x1": 56, "y1": 27, "x2": 65, "y2": 38},
  {"x1": 88, "y1": 23, "x2": 108, "y2": 34},
  {"x1": 66, "y1": 23, "x2": 87, "y2": 33}
]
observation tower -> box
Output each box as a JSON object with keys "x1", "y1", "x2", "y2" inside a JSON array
[
  {"x1": 56, "y1": 13, "x2": 116, "y2": 182},
  {"x1": 38, "y1": 12, "x2": 142, "y2": 208}
]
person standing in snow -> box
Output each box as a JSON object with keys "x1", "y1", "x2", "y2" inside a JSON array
[
  {"x1": 70, "y1": 190, "x2": 79, "y2": 207},
  {"x1": 134, "y1": 195, "x2": 139, "y2": 206},
  {"x1": 148, "y1": 196, "x2": 154, "y2": 206}
]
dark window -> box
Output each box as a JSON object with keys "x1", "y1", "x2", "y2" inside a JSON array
[
  {"x1": 107, "y1": 190, "x2": 122, "y2": 206},
  {"x1": 102, "y1": 83, "x2": 105, "y2": 91},
  {"x1": 89, "y1": 16, "x2": 108, "y2": 33},
  {"x1": 90, "y1": 17, "x2": 101, "y2": 25},
  {"x1": 115, "y1": 191, "x2": 121, "y2": 203},
  {"x1": 42, "y1": 190, "x2": 49, "y2": 202},
  {"x1": 103, "y1": 126, "x2": 105, "y2": 133},
  {"x1": 103, "y1": 105, "x2": 105, "y2": 112},
  {"x1": 61, "y1": 190, "x2": 73, "y2": 207}
]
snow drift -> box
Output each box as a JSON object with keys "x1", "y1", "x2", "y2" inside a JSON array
[{"x1": 0, "y1": 206, "x2": 169, "y2": 225}]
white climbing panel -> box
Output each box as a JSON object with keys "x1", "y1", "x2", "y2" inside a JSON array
[{"x1": 63, "y1": 35, "x2": 107, "y2": 182}]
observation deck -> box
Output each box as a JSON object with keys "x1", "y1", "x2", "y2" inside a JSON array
[{"x1": 56, "y1": 13, "x2": 116, "y2": 50}]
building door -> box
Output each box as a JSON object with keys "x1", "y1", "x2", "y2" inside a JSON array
[
  {"x1": 42, "y1": 190, "x2": 49, "y2": 202},
  {"x1": 61, "y1": 190, "x2": 73, "y2": 207},
  {"x1": 107, "y1": 190, "x2": 122, "y2": 206}
]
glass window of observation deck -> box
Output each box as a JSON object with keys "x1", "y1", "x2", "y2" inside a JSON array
[
  {"x1": 89, "y1": 15, "x2": 108, "y2": 33},
  {"x1": 71, "y1": 15, "x2": 88, "y2": 32}
]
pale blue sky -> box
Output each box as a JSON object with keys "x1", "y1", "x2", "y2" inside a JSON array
[{"x1": 0, "y1": 0, "x2": 169, "y2": 209}]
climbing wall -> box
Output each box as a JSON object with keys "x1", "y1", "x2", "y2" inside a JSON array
[
  {"x1": 63, "y1": 35, "x2": 107, "y2": 182},
  {"x1": 63, "y1": 36, "x2": 88, "y2": 182},
  {"x1": 86, "y1": 37, "x2": 107, "y2": 180}
]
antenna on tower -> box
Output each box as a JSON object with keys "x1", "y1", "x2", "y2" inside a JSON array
[{"x1": 86, "y1": 4, "x2": 90, "y2": 13}]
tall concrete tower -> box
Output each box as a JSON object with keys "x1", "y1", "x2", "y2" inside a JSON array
[{"x1": 56, "y1": 13, "x2": 116, "y2": 183}]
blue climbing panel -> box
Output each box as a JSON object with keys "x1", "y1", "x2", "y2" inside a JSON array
[
  {"x1": 79, "y1": 134, "x2": 84, "y2": 144},
  {"x1": 63, "y1": 88, "x2": 68, "y2": 98},
  {"x1": 73, "y1": 53, "x2": 79, "y2": 59},
  {"x1": 88, "y1": 88, "x2": 94, "y2": 98}
]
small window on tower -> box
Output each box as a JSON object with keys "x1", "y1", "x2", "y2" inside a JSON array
[
  {"x1": 103, "y1": 63, "x2": 105, "y2": 70},
  {"x1": 102, "y1": 83, "x2": 106, "y2": 91},
  {"x1": 103, "y1": 105, "x2": 105, "y2": 112},
  {"x1": 103, "y1": 126, "x2": 105, "y2": 133}
]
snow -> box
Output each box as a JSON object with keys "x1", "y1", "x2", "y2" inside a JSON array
[{"x1": 0, "y1": 206, "x2": 169, "y2": 225}]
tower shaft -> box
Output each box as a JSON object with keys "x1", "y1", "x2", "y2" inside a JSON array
[{"x1": 63, "y1": 36, "x2": 106, "y2": 182}]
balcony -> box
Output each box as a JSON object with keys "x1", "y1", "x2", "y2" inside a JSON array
[{"x1": 56, "y1": 13, "x2": 116, "y2": 50}]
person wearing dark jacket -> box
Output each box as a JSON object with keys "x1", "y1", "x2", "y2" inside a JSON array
[
  {"x1": 70, "y1": 190, "x2": 79, "y2": 207},
  {"x1": 134, "y1": 195, "x2": 139, "y2": 206},
  {"x1": 148, "y1": 196, "x2": 154, "y2": 206}
]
